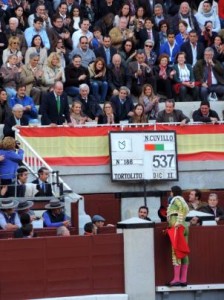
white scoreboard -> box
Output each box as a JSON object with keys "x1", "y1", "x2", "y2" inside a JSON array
[{"x1": 109, "y1": 131, "x2": 178, "y2": 181}]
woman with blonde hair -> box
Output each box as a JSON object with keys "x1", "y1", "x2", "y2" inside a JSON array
[
  {"x1": 88, "y1": 57, "x2": 108, "y2": 103},
  {"x1": 0, "y1": 136, "x2": 24, "y2": 197},
  {"x1": 98, "y1": 101, "x2": 115, "y2": 124},
  {"x1": 139, "y1": 84, "x2": 159, "y2": 120},
  {"x1": 2, "y1": 36, "x2": 23, "y2": 65},
  {"x1": 43, "y1": 52, "x2": 65, "y2": 90}
]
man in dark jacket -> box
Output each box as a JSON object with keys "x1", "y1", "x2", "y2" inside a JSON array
[
  {"x1": 192, "y1": 100, "x2": 220, "y2": 123},
  {"x1": 41, "y1": 81, "x2": 71, "y2": 126},
  {"x1": 75, "y1": 84, "x2": 102, "y2": 122},
  {"x1": 64, "y1": 54, "x2": 90, "y2": 97}
]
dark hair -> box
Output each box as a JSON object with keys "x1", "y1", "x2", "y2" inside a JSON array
[
  {"x1": 103, "y1": 35, "x2": 111, "y2": 41},
  {"x1": 94, "y1": 57, "x2": 106, "y2": 70},
  {"x1": 16, "y1": 83, "x2": 26, "y2": 90},
  {"x1": 84, "y1": 222, "x2": 94, "y2": 233},
  {"x1": 118, "y1": 2, "x2": 131, "y2": 18},
  {"x1": 175, "y1": 51, "x2": 186, "y2": 63},
  {"x1": 52, "y1": 14, "x2": 63, "y2": 23},
  {"x1": 34, "y1": 17, "x2": 44, "y2": 23},
  {"x1": 79, "y1": 35, "x2": 88, "y2": 43},
  {"x1": 165, "y1": 99, "x2": 175, "y2": 106},
  {"x1": 189, "y1": 29, "x2": 197, "y2": 35},
  {"x1": 72, "y1": 54, "x2": 82, "y2": 60},
  {"x1": 0, "y1": 88, "x2": 6, "y2": 94},
  {"x1": 158, "y1": 20, "x2": 169, "y2": 31},
  {"x1": 158, "y1": 53, "x2": 169, "y2": 64},
  {"x1": 17, "y1": 166, "x2": 28, "y2": 178},
  {"x1": 200, "y1": 100, "x2": 210, "y2": 107},
  {"x1": 79, "y1": 18, "x2": 90, "y2": 27},
  {"x1": 145, "y1": 17, "x2": 154, "y2": 24},
  {"x1": 31, "y1": 34, "x2": 44, "y2": 48},
  {"x1": 93, "y1": 26, "x2": 102, "y2": 33},
  {"x1": 135, "y1": 6, "x2": 146, "y2": 18},
  {"x1": 191, "y1": 189, "x2": 202, "y2": 200},
  {"x1": 178, "y1": 20, "x2": 188, "y2": 28},
  {"x1": 58, "y1": 1, "x2": 67, "y2": 8},
  {"x1": 38, "y1": 167, "x2": 49, "y2": 175},
  {"x1": 171, "y1": 185, "x2": 182, "y2": 196},
  {"x1": 138, "y1": 206, "x2": 149, "y2": 214},
  {"x1": 120, "y1": 38, "x2": 135, "y2": 56},
  {"x1": 167, "y1": 30, "x2": 175, "y2": 37},
  {"x1": 22, "y1": 223, "x2": 33, "y2": 237},
  {"x1": 20, "y1": 213, "x2": 31, "y2": 226},
  {"x1": 204, "y1": 20, "x2": 213, "y2": 27}
]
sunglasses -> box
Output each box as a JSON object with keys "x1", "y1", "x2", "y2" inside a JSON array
[{"x1": 145, "y1": 45, "x2": 153, "y2": 48}]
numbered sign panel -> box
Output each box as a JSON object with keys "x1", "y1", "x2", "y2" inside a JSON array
[{"x1": 109, "y1": 131, "x2": 178, "y2": 181}]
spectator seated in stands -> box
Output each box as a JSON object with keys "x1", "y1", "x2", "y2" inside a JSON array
[
  {"x1": 172, "y1": 52, "x2": 200, "y2": 102},
  {"x1": 0, "y1": 89, "x2": 12, "y2": 125},
  {"x1": 32, "y1": 167, "x2": 53, "y2": 197},
  {"x1": 17, "y1": 199, "x2": 36, "y2": 221},
  {"x1": 107, "y1": 53, "x2": 131, "y2": 96},
  {"x1": 0, "y1": 198, "x2": 21, "y2": 230},
  {"x1": 70, "y1": 36, "x2": 96, "y2": 69},
  {"x1": 72, "y1": 18, "x2": 93, "y2": 49},
  {"x1": 70, "y1": 100, "x2": 90, "y2": 126},
  {"x1": 129, "y1": 104, "x2": 148, "y2": 124},
  {"x1": 25, "y1": 35, "x2": 48, "y2": 67},
  {"x1": 192, "y1": 100, "x2": 220, "y2": 123},
  {"x1": 43, "y1": 199, "x2": 70, "y2": 228},
  {"x1": 88, "y1": 57, "x2": 108, "y2": 103},
  {"x1": 175, "y1": 20, "x2": 189, "y2": 47},
  {"x1": 94, "y1": 35, "x2": 117, "y2": 67},
  {"x1": 41, "y1": 81, "x2": 71, "y2": 126},
  {"x1": 3, "y1": 104, "x2": 29, "y2": 138},
  {"x1": 109, "y1": 16, "x2": 135, "y2": 50},
  {"x1": 20, "y1": 52, "x2": 47, "y2": 105},
  {"x1": 188, "y1": 189, "x2": 208, "y2": 210},
  {"x1": 0, "y1": 137, "x2": 24, "y2": 197},
  {"x1": 98, "y1": 101, "x2": 115, "y2": 125},
  {"x1": 199, "y1": 21, "x2": 217, "y2": 48},
  {"x1": 153, "y1": 54, "x2": 174, "y2": 99},
  {"x1": 64, "y1": 54, "x2": 90, "y2": 97},
  {"x1": 9, "y1": 84, "x2": 38, "y2": 123},
  {"x1": 138, "y1": 206, "x2": 151, "y2": 221},
  {"x1": 139, "y1": 84, "x2": 159, "y2": 120},
  {"x1": 195, "y1": 0, "x2": 221, "y2": 33},
  {"x1": 180, "y1": 30, "x2": 205, "y2": 67},
  {"x1": 0, "y1": 54, "x2": 21, "y2": 101},
  {"x1": 14, "y1": 213, "x2": 33, "y2": 238},
  {"x1": 156, "y1": 99, "x2": 190, "y2": 124},
  {"x1": 117, "y1": 39, "x2": 136, "y2": 68},
  {"x1": 110, "y1": 86, "x2": 134, "y2": 123},
  {"x1": 57, "y1": 225, "x2": 71, "y2": 236},
  {"x1": 16, "y1": 166, "x2": 39, "y2": 198},
  {"x1": 2, "y1": 36, "x2": 23, "y2": 66},
  {"x1": 74, "y1": 83, "x2": 102, "y2": 123},
  {"x1": 92, "y1": 214, "x2": 105, "y2": 234},
  {"x1": 198, "y1": 193, "x2": 224, "y2": 222},
  {"x1": 159, "y1": 31, "x2": 180, "y2": 65},
  {"x1": 84, "y1": 222, "x2": 94, "y2": 235},
  {"x1": 128, "y1": 49, "x2": 156, "y2": 97},
  {"x1": 194, "y1": 47, "x2": 224, "y2": 101}
]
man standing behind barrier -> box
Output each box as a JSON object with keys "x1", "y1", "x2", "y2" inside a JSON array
[
  {"x1": 0, "y1": 199, "x2": 21, "y2": 230},
  {"x1": 192, "y1": 100, "x2": 220, "y2": 123},
  {"x1": 156, "y1": 99, "x2": 190, "y2": 125},
  {"x1": 166, "y1": 186, "x2": 190, "y2": 287},
  {"x1": 41, "y1": 81, "x2": 71, "y2": 126},
  {"x1": 43, "y1": 199, "x2": 70, "y2": 228},
  {"x1": 32, "y1": 167, "x2": 53, "y2": 197}
]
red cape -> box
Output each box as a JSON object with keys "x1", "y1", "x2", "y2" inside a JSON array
[{"x1": 167, "y1": 225, "x2": 190, "y2": 259}]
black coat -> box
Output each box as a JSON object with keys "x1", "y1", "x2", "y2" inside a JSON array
[
  {"x1": 64, "y1": 63, "x2": 90, "y2": 88},
  {"x1": 75, "y1": 94, "x2": 103, "y2": 120},
  {"x1": 135, "y1": 28, "x2": 160, "y2": 54},
  {"x1": 180, "y1": 41, "x2": 205, "y2": 66},
  {"x1": 3, "y1": 115, "x2": 28, "y2": 138},
  {"x1": 110, "y1": 95, "x2": 134, "y2": 122},
  {"x1": 32, "y1": 178, "x2": 53, "y2": 197},
  {"x1": 41, "y1": 91, "x2": 71, "y2": 125},
  {"x1": 94, "y1": 46, "x2": 117, "y2": 66}
]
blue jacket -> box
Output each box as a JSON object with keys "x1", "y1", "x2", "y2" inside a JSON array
[
  {"x1": 9, "y1": 95, "x2": 38, "y2": 121},
  {"x1": 0, "y1": 149, "x2": 24, "y2": 180},
  {"x1": 160, "y1": 42, "x2": 180, "y2": 63}
]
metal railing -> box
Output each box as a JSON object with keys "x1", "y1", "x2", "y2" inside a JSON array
[{"x1": 15, "y1": 130, "x2": 73, "y2": 197}]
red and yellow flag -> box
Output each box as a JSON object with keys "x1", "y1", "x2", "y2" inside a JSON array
[{"x1": 19, "y1": 124, "x2": 224, "y2": 166}]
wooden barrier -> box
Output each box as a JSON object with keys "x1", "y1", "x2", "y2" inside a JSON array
[
  {"x1": 154, "y1": 223, "x2": 224, "y2": 285},
  {"x1": 0, "y1": 227, "x2": 78, "y2": 239},
  {"x1": 0, "y1": 234, "x2": 124, "y2": 300}
]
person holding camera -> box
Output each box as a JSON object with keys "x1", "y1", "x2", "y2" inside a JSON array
[{"x1": 200, "y1": 21, "x2": 217, "y2": 48}]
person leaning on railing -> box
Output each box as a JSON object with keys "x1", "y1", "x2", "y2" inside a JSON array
[{"x1": 156, "y1": 99, "x2": 190, "y2": 125}]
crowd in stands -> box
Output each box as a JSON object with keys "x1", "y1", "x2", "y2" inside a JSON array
[{"x1": 0, "y1": 0, "x2": 223, "y2": 127}]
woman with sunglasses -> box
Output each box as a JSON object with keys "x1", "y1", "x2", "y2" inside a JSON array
[
  {"x1": 98, "y1": 101, "x2": 115, "y2": 124},
  {"x1": 143, "y1": 39, "x2": 157, "y2": 68},
  {"x1": 2, "y1": 36, "x2": 23, "y2": 66}
]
